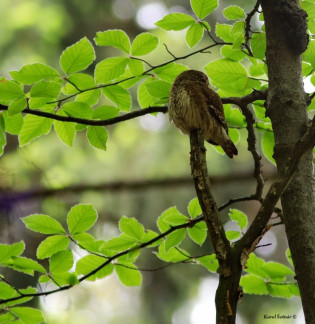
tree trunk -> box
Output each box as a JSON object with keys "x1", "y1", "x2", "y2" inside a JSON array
[{"x1": 261, "y1": 1, "x2": 315, "y2": 322}]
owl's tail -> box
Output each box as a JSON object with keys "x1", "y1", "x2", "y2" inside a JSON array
[{"x1": 221, "y1": 139, "x2": 238, "y2": 159}]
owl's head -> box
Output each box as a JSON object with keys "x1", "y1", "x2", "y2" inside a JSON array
[{"x1": 173, "y1": 70, "x2": 209, "y2": 86}]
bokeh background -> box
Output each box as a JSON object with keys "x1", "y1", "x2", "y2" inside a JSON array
[{"x1": 0, "y1": 0, "x2": 305, "y2": 323}]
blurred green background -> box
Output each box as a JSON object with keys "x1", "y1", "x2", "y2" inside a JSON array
[{"x1": 0, "y1": 0, "x2": 303, "y2": 323}]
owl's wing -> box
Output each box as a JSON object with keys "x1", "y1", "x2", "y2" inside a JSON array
[{"x1": 200, "y1": 85, "x2": 228, "y2": 133}]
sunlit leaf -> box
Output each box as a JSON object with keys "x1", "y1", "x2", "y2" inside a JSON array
[
  {"x1": 262, "y1": 131, "x2": 275, "y2": 165},
  {"x1": 119, "y1": 216, "x2": 145, "y2": 241},
  {"x1": 240, "y1": 274, "x2": 268, "y2": 294},
  {"x1": 155, "y1": 13, "x2": 195, "y2": 31},
  {"x1": 115, "y1": 263, "x2": 142, "y2": 286},
  {"x1": 190, "y1": 0, "x2": 218, "y2": 19},
  {"x1": 87, "y1": 126, "x2": 108, "y2": 151},
  {"x1": 186, "y1": 23, "x2": 204, "y2": 48},
  {"x1": 223, "y1": 5, "x2": 245, "y2": 20},
  {"x1": 228, "y1": 209, "x2": 248, "y2": 230},
  {"x1": 94, "y1": 57, "x2": 129, "y2": 84},
  {"x1": 103, "y1": 85, "x2": 131, "y2": 111},
  {"x1": 49, "y1": 250, "x2": 74, "y2": 273},
  {"x1": 131, "y1": 33, "x2": 159, "y2": 56},
  {"x1": 76, "y1": 255, "x2": 113, "y2": 281},
  {"x1": 37, "y1": 235, "x2": 69, "y2": 259},
  {"x1": 22, "y1": 214, "x2": 66, "y2": 234},
  {"x1": 0, "y1": 242, "x2": 25, "y2": 263},
  {"x1": 67, "y1": 204, "x2": 98, "y2": 234},
  {"x1": 0, "y1": 79, "x2": 24, "y2": 102},
  {"x1": 94, "y1": 29, "x2": 131, "y2": 53}
]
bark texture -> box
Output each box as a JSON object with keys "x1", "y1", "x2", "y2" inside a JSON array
[{"x1": 261, "y1": 1, "x2": 315, "y2": 322}]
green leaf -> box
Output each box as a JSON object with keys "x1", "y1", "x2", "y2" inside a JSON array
[
  {"x1": 19, "y1": 115, "x2": 53, "y2": 146},
  {"x1": 3, "y1": 111, "x2": 23, "y2": 136},
  {"x1": 47, "y1": 250, "x2": 73, "y2": 274},
  {"x1": 215, "y1": 23, "x2": 233, "y2": 42},
  {"x1": 87, "y1": 126, "x2": 108, "y2": 151},
  {"x1": 157, "y1": 206, "x2": 183, "y2": 232},
  {"x1": 198, "y1": 254, "x2": 218, "y2": 272},
  {"x1": 0, "y1": 242, "x2": 25, "y2": 263},
  {"x1": 0, "y1": 282, "x2": 16, "y2": 299},
  {"x1": 92, "y1": 105, "x2": 119, "y2": 120},
  {"x1": 131, "y1": 33, "x2": 159, "y2": 56},
  {"x1": 245, "y1": 253, "x2": 267, "y2": 276},
  {"x1": 261, "y1": 262, "x2": 294, "y2": 279},
  {"x1": 137, "y1": 78, "x2": 157, "y2": 108},
  {"x1": 60, "y1": 37, "x2": 95, "y2": 74},
  {"x1": 163, "y1": 211, "x2": 188, "y2": 226},
  {"x1": 10, "y1": 307, "x2": 45, "y2": 324},
  {"x1": 115, "y1": 263, "x2": 142, "y2": 286},
  {"x1": 262, "y1": 131, "x2": 275, "y2": 165},
  {"x1": 0, "y1": 79, "x2": 24, "y2": 102},
  {"x1": 165, "y1": 229, "x2": 186, "y2": 251},
  {"x1": 251, "y1": 33, "x2": 266, "y2": 60},
  {"x1": 10, "y1": 63, "x2": 59, "y2": 85},
  {"x1": 156, "y1": 241, "x2": 189, "y2": 263},
  {"x1": 190, "y1": 0, "x2": 218, "y2": 19},
  {"x1": 186, "y1": 23, "x2": 204, "y2": 48},
  {"x1": 4, "y1": 287, "x2": 37, "y2": 307},
  {"x1": 30, "y1": 81, "x2": 61, "y2": 98},
  {"x1": 205, "y1": 59, "x2": 248, "y2": 94},
  {"x1": 154, "y1": 63, "x2": 188, "y2": 83},
  {"x1": 146, "y1": 80, "x2": 171, "y2": 100},
  {"x1": 51, "y1": 272, "x2": 78, "y2": 286},
  {"x1": 0, "y1": 115, "x2": 6, "y2": 156},
  {"x1": 119, "y1": 216, "x2": 145, "y2": 241},
  {"x1": 37, "y1": 235, "x2": 70, "y2": 259},
  {"x1": 267, "y1": 283, "x2": 294, "y2": 298},
  {"x1": 187, "y1": 222, "x2": 207, "y2": 245},
  {"x1": 223, "y1": 5, "x2": 245, "y2": 20},
  {"x1": 54, "y1": 111, "x2": 76, "y2": 146},
  {"x1": 241, "y1": 274, "x2": 268, "y2": 294},
  {"x1": 155, "y1": 13, "x2": 195, "y2": 31},
  {"x1": 22, "y1": 214, "x2": 65, "y2": 235},
  {"x1": 303, "y1": 40, "x2": 315, "y2": 68},
  {"x1": 8, "y1": 97, "x2": 27, "y2": 116},
  {"x1": 141, "y1": 230, "x2": 162, "y2": 247},
  {"x1": 94, "y1": 57, "x2": 129, "y2": 84},
  {"x1": 76, "y1": 255, "x2": 113, "y2": 281},
  {"x1": 187, "y1": 197, "x2": 202, "y2": 218},
  {"x1": 101, "y1": 234, "x2": 137, "y2": 252},
  {"x1": 286, "y1": 249, "x2": 294, "y2": 267},
  {"x1": 6, "y1": 256, "x2": 46, "y2": 275},
  {"x1": 67, "y1": 204, "x2": 98, "y2": 234},
  {"x1": 94, "y1": 29, "x2": 130, "y2": 53},
  {"x1": 103, "y1": 85, "x2": 131, "y2": 111},
  {"x1": 225, "y1": 230, "x2": 240, "y2": 240},
  {"x1": 221, "y1": 45, "x2": 246, "y2": 61},
  {"x1": 62, "y1": 101, "x2": 93, "y2": 120},
  {"x1": 228, "y1": 209, "x2": 248, "y2": 230},
  {"x1": 128, "y1": 59, "x2": 144, "y2": 76}
]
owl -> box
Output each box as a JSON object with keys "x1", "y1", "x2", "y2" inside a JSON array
[{"x1": 168, "y1": 70, "x2": 238, "y2": 159}]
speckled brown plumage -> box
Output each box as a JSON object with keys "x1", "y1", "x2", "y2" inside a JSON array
[{"x1": 168, "y1": 70, "x2": 238, "y2": 158}]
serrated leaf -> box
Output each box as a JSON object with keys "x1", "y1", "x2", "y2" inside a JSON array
[
  {"x1": 187, "y1": 222, "x2": 208, "y2": 245},
  {"x1": 165, "y1": 229, "x2": 186, "y2": 251},
  {"x1": 92, "y1": 105, "x2": 119, "y2": 120},
  {"x1": 94, "y1": 57, "x2": 129, "y2": 84},
  {"x1": 157, "y1": 206, "x2": 183, "y2": 232},
  {"x1": 221, "y1": 45, "x2": 246, "y2": 61},
  {"x1": 191, "y1": 0, "x2": 218, "y2": 19},
  {"x1": 186, "y1": 22, "x2": 204, "y2": 48},
  {"x1": 155, "y1": 13, "x2": 195, "y2": 31},
  {"x1": 94, "y1": 29, "x2": 130, "y2": 53},
  {"x1": 119, "y1": 216, "x2": 145, "y2": 241},
  {"x1": 215, "y1": 23, "x2": 233, "y2": 42},
  {"x1": 22, "y1": 214, "x2": 65, "y2": 234},
  {"x1": 163, "y1": 212, "x2": 188, "y2": 226},
  {"x1": 62, "y1": 101, "x2": 93, "y2": 119},
  {"x1": 223, "y1": 5, "x2": 245, "y2": 20},
  {"x1": 19, "y1": 115, "x2": 53, "y2": 146},
  {"x1": 101, "y1": 234, "x2": 137, "y2": 252},
  {"x1": 261, "y1": 262, "x2": 294, "y2": 279},
  {"x1": 245, "y1": 253, "x2": 268, "y2": 278},
  {"x1": 241, "y1": 274, "x2": 268, "y2": 294},
  {"x1": 225, "y1": 230, "x2": 240, "y2": 241},
  {"x1": 54, "y1": 111, "x2": 76, "y2": 146},
  {"x1": 251, "y1": 33, "x2": 266, "y2": 60},
  {"x1": 187, "y1": 197, "x2": 202, "y2": 218},
  {"x1": 228, "y1": 209, "x2": 248, "y2": 230},
  {"x1": 103, "y1": 85, "x2": 131, "y2": 111},
  {"x1": 49, "y1": 250, "x2": 74, "y2": 273},
  {"x1": 267, "y1": 283, "x2": 294, "y2": 298},
  {"x1": 115, "y1": 263, "x2": 142, "y2": 286},
  {"x1": 0, "y1": 79, "x2": 24, "y2": 102},
  {"x1": 262, "y1": 131, "x2": 275, "y2": 165},
  {"x1": 146, "y1": 80, "x2": 171, "y2": 99},
  {"x1": 67, "y1": 204, "x2": 98, "y2": 234},
  {"x1": 8, "y1": 97, "x2": 27, "y2": 116},
  {"x1": 37, "y1": 235, "x2": 69, "y2": 259},
  {"x1": 0, "y1": 242, "x2": 25, "y2": 263},
  {"x1": 30, "y1": 81, "x2": 61, "y2": 98},
  {"x1": 128, "y1": 59, "x2": 144, "y2": 76},
  {"x1": 198, "y1": 254, "x2": 218, "y2": 272},
  {"x1": 10, "y1": 307, "x2": 45, "y2": 324},
  {"x1": 60, "y1": 37, "x2": 95, "y2": 74},
  {"x1": 76, "y1": 255, "x2": 113, "y2": 281},
  {"x1": 131, "y1": 33, "x2": 159, "y2": 56},
  {"x1": 156, "y1": 241, "x2": 189, "y2": 263},
  {"x1": 10, "y1": 63, "x2": 59, "y2": 85},
  {"x1": 87, "y1": 126, "x2": 108, "y2": 151},
  {"x1": 6, "y1": 256, "x2": 46, "y2": 275}
]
